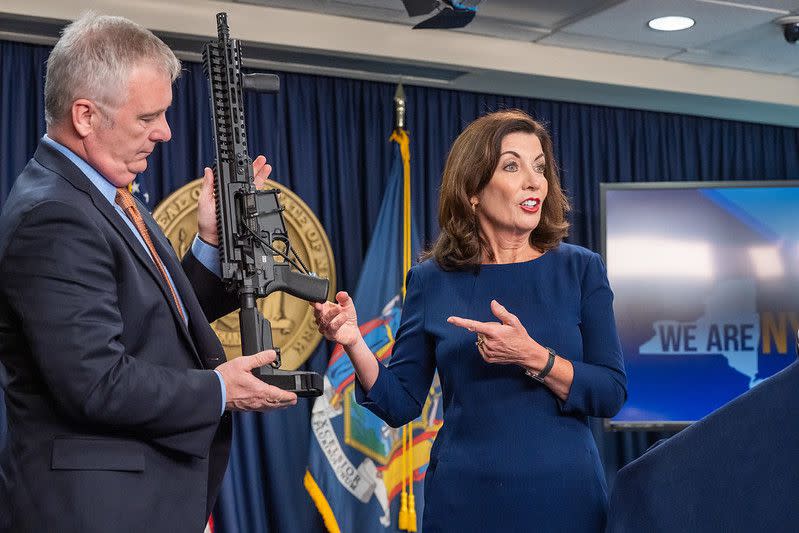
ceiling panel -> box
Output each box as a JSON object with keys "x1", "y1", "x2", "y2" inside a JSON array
[
  {"x1": 476, "y1": 0, "x2": 609, "y2": 29},
  {"x1": 328, "y1": 0, "x2": 409, "y2": 19},
  {"x1": 676, "y1": 19, "x2": 799, "y2": 74},
  {"x1": 231, "y1": 0, "x2": 325, "y2": 11},
  {"x1": 232, "y1": 0, "x2": 414, "y2": 25},
  {"x1": 693, "y1": 0, "x2": 799, "y2": 11},
  {"x1": 330, "y1": 0, "x2": 405, "y2": 8},
  {"x1": 558, "y1": 0, "x2": 785, "y2": 49}
]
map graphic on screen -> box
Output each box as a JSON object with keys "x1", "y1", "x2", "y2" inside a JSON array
[{"x1": 602, "y1": 182, "x2": 799, "y2": 427}]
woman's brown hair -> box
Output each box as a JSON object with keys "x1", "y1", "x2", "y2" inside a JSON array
[{"x1": 423, "y1": 109, "x2": 570, "y2": 270}]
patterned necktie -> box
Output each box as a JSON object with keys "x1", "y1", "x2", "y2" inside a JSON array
[{"x1": 115, "y1": 187, "x2": 186, "y2": 322}]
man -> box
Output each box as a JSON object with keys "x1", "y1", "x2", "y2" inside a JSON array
[{"x1": 0, "y1": 13, "x2": 296, "y2": 532}]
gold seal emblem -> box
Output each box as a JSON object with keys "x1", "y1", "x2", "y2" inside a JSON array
[{"x1": 153, "y1": 178, "x2": 336, "y2": 370}]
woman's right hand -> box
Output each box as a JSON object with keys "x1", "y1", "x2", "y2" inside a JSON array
[{"x1": 313, "y1": 291, "x2": 362, "y2": 348}]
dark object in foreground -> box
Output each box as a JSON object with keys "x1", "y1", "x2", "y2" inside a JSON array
[
  {"x1": 607, "y1": 361, "x2": 799, "y2": 532},
  {"x1": 203, "y1": 13, "x2": 328, "y2": 397}
]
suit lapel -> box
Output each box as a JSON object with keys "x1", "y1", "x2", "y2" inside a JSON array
[
  {"x1": 139, "y1": 207, "x2": 208, "y2": 367},
  {"x1": 34, "y1": 142, "x2": 203, "y2": 367},
  {"x1": 146, "y1": 224, "x2": 225, "y2": 370}
]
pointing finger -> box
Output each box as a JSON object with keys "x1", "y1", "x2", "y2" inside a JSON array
[{"x1": 447, "y1": 316, "x2": 491, "y2": 334}]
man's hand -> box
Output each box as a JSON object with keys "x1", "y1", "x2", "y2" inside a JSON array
[
  {"x1": 197, "y1": 155, "x2": 273, "y2": 246},
  {"x1": 215, "y1": 349, "x2": 298, "y2": 411}
]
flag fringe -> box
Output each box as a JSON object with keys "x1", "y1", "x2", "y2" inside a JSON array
[{"x1": 304, "y1": 470, "x2": 342, "y2": 533}]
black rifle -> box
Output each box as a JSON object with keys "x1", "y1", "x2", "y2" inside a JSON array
[{"x1": 203, "y1": 12, "x2": 327, "y2": 397}]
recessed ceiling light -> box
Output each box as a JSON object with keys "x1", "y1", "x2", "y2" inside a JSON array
[{"x1": 648, "y1": 16, "x2": 695, "y2": 32}]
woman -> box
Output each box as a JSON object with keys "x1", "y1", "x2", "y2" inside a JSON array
[{"x1": 314, "y1": 109, "x2": 626, "y2": 532}]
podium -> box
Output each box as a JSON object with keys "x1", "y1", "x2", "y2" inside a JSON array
[{"x1": 607, "y1": 362, "x2": 799, "y2": 532}]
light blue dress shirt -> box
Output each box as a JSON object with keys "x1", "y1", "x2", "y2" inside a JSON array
[{"x1": 42, "y1": 135, "x2": 226, "y2": 415}]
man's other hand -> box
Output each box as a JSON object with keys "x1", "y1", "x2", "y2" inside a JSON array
[
  {"x1": 197, "y1": 155, "x2": 273, "y2": 246},
  {"x1": 215, "y1": 350, "x2": 298, "y2": 411}
]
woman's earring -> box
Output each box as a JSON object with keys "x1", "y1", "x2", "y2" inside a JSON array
[{"x1": 470, "y1": 201, "x2": 478, "y2": 213}]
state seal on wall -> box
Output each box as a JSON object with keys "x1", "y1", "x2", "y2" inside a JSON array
[{"x1": 153, "y1": 178, "x2": 336, "y2": 370}]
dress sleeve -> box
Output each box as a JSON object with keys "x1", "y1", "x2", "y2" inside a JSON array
[
  {"x1": 355, "y1": 267, "x2": 436, "y2": 427},
  {"x1": 559, "y1": 252, "x2": 627, "y2": 417}
]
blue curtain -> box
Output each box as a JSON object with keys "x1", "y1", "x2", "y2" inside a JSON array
[{"x1": 2, "y1": 39, "x2": 798, "y2": 532}]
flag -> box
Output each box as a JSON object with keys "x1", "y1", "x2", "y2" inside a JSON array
[
  {"x1": 129, "y1": 177, "x2": 152, "y2": 208},
  {"x1": 305, "y1": 129, "x2": 443, "y2": 532}
]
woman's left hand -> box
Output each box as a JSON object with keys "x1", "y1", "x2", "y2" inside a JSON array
[{"x1": 448, "y1": 300, "x2": 545, "y2": 367}]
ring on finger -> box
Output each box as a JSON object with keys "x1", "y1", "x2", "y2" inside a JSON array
[{"x1": 475, "y1": 334, "x2": 485, "y2": 348}]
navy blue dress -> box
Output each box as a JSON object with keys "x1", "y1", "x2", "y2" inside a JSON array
[{"x1": 357, "y1": 243, "x2": 627, "y2": 532}]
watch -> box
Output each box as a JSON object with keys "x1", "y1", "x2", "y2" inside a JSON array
[{"x1": 525, "y1": 347, "x2": 557, "y2": 383}]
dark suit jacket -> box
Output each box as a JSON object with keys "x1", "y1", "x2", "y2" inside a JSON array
[{"x1": 0, "y1": 141, "x2": 238, "y2": 532}]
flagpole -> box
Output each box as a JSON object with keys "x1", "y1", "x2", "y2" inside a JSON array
[
  {"x1": 393, "y1": 81, "x2": 419, "y2": 532},
  {"x1": 394, "y1": 80, "x2": 406, "y2": 131},
  {"x1": 306, "y1": 80, "x2": 440, "y2": 533},
  {"x1": 393, "y1": 81, "x2": 410, "y2": 532},
  {"x1": 394, "y1": 82, "x2": 412, "y2": 299}
]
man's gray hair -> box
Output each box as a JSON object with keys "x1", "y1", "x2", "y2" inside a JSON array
[{"x1": 44, "y1": 12, "x2": 181, "y2": 127}]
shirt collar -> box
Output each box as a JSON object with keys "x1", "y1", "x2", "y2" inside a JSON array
[{"x1": 42, "y1": 134, "x2": 119, "y2": 205}]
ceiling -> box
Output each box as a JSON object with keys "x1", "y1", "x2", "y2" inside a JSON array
[
  {"x1": 2, "y1": 0, "x2": 799, "y2": 126},
  {"x1": 233, "y1": 0, "x2": 799, "y2": 77}
]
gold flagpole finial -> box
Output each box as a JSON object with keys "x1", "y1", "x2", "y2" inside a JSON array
[{"x1": 394, "y1": 81, "x2": 406, "y2": 131}]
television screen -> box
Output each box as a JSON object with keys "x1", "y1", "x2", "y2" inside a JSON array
[{"x1": 602, "y1": 181, "x2": 799, "y2": 428}]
